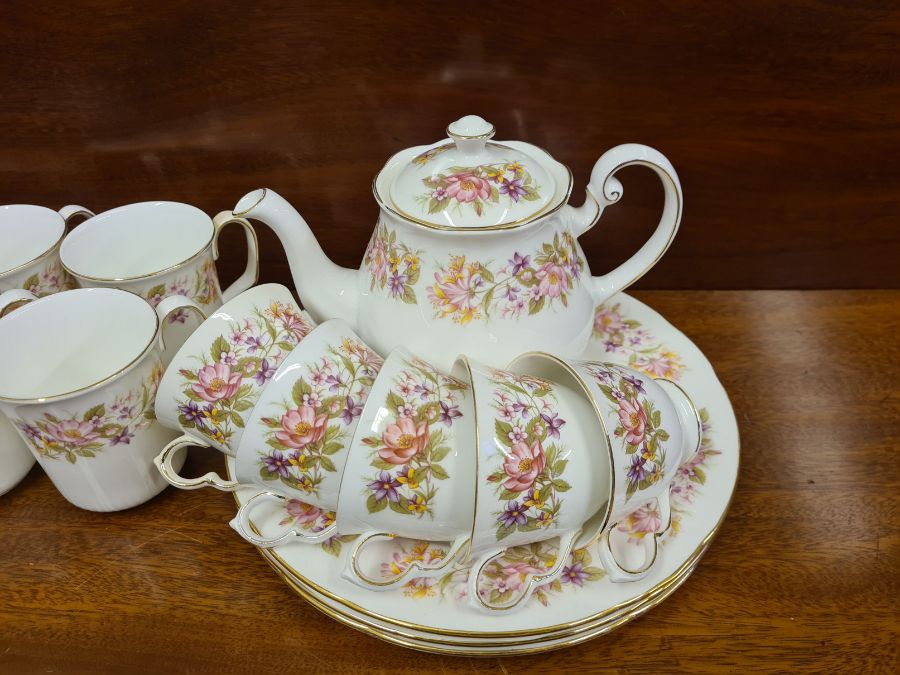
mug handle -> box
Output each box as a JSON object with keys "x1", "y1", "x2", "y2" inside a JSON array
[
  {"x1": 597, "y1": 492, "x2": 672, "y2": 583},
  {"x1": 228, "y1": 491, "x2": 336, "y2": 548},
  {"x1": 568, "y1": 144, "x2": 682, "y2": 303},
  {"x1": 212, "y1": 211, "x2": 259, "y2": 303},
  {"x1": 0, "y1": 289, "x2": 38, "y2": 318},
  {"x1": 154, "y1": 294, "x2": 207, "y2": 352},
  {"x1": 655, "y1": 378, "x2": 703, "y2": 465},
  {"x1": 466, "y1": 530, "x2": 580, "y2": 613},
  {"x1": 344, "y1": 532, "x2": 470, "y2": 591},
  {"x1": 154, "y1": 434, "x2": 239, "y2": 491},
  {"x1": 57, "y1": 205, "x2": 95, "y2": 228}
]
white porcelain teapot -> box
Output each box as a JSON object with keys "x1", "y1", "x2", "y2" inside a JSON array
[{"x1": 233, "y1": 116, "x2": 681, "y2": 370}]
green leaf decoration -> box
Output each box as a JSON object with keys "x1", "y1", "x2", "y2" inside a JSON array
[
  {"x1": 690, "y1": 467, "x2": 706, "y2": 485},
  {"x1": 210, "y1": 335, "x2": 230, "y2": 363},
  {"x1": 319, "y1": 456, "x2": 337, "y2": 473},
  {"x1": 322, "y1": 441, "x2": 344, "y2": 456},
  {"x1": 233, "y1": 399, "x2": 254, "y2": 412},
  {"x1": 401, "y1": 285, "x2": 416, "y2": 305},
  {"x1": 292, "y1": 378, "x2": 312, "y2": 407},
  {"x1": 552, "y1": 479, "x2": 571, "y2": 492},
  {"x1": 366, "y1": 493, "x2": 387, "y2": 514},
  {"x1": 22, "y1": 274, "x2": 40, "y2": 290},
  {"x1": 386, "y1": 391, "x2": 405, "y2": 414},
  {"x1": 495, "y1": 420, "x2": 514, "y2": 447},
  {"x1": 388, "y1": 499, "x2": 410, "y2": 516},
  {"x1": 82, "y1": 404, "x2": 105, "y2": 422},
  {"x1": 430, "y1": 445, "x2": 451, "y2": 463},
  {"x1": 430, "y1": 464, "x2": 449, "y2": 481},
  {"x1": 230, "y1": 412, "x2": 245, "y2": 428}
]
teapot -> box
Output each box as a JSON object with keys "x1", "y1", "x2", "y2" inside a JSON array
[{"x1": 233, "y1": 116, "x2": 681, "y2": 371}]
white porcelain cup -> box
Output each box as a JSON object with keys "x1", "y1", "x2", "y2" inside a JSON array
[
  {"x1": 0, "y1": 204, "x2": 94, "y2": 494},
  {"x1": 461, "y1": 356, "x2": 609, "y2": 613},
  {"x1": 153, "y1": 284, "x2": 315, "y2": 458},
  {"x1": 509, "y1": 355, "x2": 701, "y2": 583},
  {"x1": 0, "y1": 287, "x2": 200, "y2": 511},
  {"x1": 60, "y1": 201, "x2": 259, "y2": 359},
  {"x1": 154, "y1": 319, "x2": 383, "y2": 548},
  {"x1": 336, "y1": 349, "x2": 476, "y2": 590}
]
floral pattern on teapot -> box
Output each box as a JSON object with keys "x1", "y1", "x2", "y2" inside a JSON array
[
  {"x1": 15, "y1": 361, "x2": 163, "y2": 463},
  {"x1": 174, "y1": 302, "x2": 313, "y2": 448},
  {"x1": 486, "y1": 370, "x2": 570, "y2": 541},
  {"x1": 360, "y1": 357, "x2": 467, "y2": 519},
  {"x1": 417, "y1": 161, "x2": 542, "y2": 218},
  {"x1": 256, "y1": 337, "x2": 382, "y2": 497}
]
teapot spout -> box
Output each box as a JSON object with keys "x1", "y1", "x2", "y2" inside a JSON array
[{"x1": 233, "y1": 189, "x2": 358, "y2": 325}]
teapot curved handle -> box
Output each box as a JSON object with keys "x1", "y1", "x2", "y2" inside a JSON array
[{"x1": 570, "y1": 144, "x2": 683, "y2": 303}]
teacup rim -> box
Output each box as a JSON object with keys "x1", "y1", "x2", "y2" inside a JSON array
[
  {"x1": 0, "y1": 287, "x2": 160, "y2": 404},
  {"x1": 0, "y1": 204, "x2": 65, "y2": 278},
  {"x1": 60, "y1": 201, "x2": 214, "y2": 283}
]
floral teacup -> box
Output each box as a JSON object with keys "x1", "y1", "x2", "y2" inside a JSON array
[
  {"x1": 0, "y1": 287, "x2": 198, "y2": 511},
  {"x1": 155, "y1": 319, "x2": 382, "y2": 548},
  {"x1": 60, "y1": 201, "x2": 259, "y2": 359},
  {"x1": 462, "y1": 356, "x2": 609, "y2": 613},
  {"x1": 337, "y1": 349, "x2": 476, "y2": 591},
  {"x1": 509, "y1": 355, "x2": 701, "y2": 582},
  {"x1": 154, "y1": 284, "x2": 314, "y2": 459}
]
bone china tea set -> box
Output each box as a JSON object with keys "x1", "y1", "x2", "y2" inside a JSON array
[{"x1": 0, "y1": 117, "x2": 739, "y2": 654}]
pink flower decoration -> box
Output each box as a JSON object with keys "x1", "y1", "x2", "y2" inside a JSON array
[
  {"x1": 379, "y1": 417, "x2": 429, "y2": 465},
  {"x1": 445, "y1": 172, "x2": 491, "y2": 203},
  {"x1": 502, "y1": 440, "x2": 546, "y2": 492},
  {"x1": 284, "y1": 499, "x2": 323, "y2": 525},
  {"x1": 45, "y1": 419, "x2": 101, "y2": 447},
  {"x1": 536, "y1": 262, "x2": 569, "y2": 299},
  {"x1": 191, "y1": 363, "x2": 241, "y2": 403},
  {"x1": 275, "y1": 405, "x2": 328, "y2": 449},
  {"x1": 618, "y1": 397, "x2": 647, "y2": 445}
]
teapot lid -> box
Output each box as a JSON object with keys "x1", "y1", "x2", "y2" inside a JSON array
[{"x1": 382, "y1": 115, "x2": 561, "y2": 230}]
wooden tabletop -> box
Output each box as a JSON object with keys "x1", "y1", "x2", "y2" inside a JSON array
[{"x1": 1, "y1": 290, "x2": 897, "y2": 674}]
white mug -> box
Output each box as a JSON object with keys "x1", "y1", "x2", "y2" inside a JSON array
[
  {"x1": 60, "y1": 201, "x2": 259, "y2": 358},
  {"x1": 0, "y1": 287, "x2": 200, "y2": 511}
]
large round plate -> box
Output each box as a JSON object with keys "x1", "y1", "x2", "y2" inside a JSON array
[{"x1": 227, "y1": 292, "x2": 739, "y2": 650}]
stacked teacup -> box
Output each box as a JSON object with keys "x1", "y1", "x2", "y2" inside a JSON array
[{"x1": 153, "y1": 283, "x2": 702, "y2": 614}]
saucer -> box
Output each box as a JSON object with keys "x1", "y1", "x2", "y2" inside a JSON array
[{"x1": 226, "y1": 292, "x2": 739, "y2": 651}]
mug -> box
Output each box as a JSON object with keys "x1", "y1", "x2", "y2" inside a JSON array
[
  {"x1": 337, "y1": 349, "x2": 476, "y2": 590},
  {"x1": 0, "y1": 287, "x2": 201, "y2": 511},
  {"x1": 509, "y1": 355, "x2": 701, "y2": 582},
  {"x1": 59, "y1": 201, "x2": 259, "y2": 357},
  {"x1": 154, "y1": 319, "x2": 382, "y2": 548},
  {"x1": 154, "y1": 284, "x2": 314, "y2": 456},
  {"x1": 461, "y1": 356, "x2": 609, "y2": 612},
  {"x1": 0, "y1": 204, "x2": 94, "y2": 494}
]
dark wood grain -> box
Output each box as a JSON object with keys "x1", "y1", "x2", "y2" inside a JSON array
[
  {"x1": 0, "y1": 290, "x2": 897, "y2": 674},
  {"x1": 1, "y1": 2, "x2": 899, "y2": 289}
]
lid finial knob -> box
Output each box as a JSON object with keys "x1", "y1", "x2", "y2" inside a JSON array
[{"x1": 447, "y1": 115, "x2": 495, "y2": 156}]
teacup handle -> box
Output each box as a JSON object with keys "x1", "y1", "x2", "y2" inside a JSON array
[
  {"x1": 568, "y1": 144, "x2": 682, "y2": 303},
  {"x1": 344, "y1": 532, "x2": 470, "y2": 591},
  {"x1": 154, "y1": 294, "x2": 207, "y2": 352},
  {"x1": 228, "y1": 491, "x2": 336, "y2": 548},
  {"x1": 466, "y1": 530, "x2": 580, "y2": 613},
  {"x1": 57, "y1": 204, "x2": 95, "y2": 228},
  {"x1": 154, "y1": 434, "x2": 240, "y2": 491},
  {"x1": 655, "y1": 378, "x2": 703, "y2": 464},
  {"x1": 0, "y1": 289, "x2": 38, "y2": 318},
  {"x1": 597, "y1": 492, "x2": 672, "y2": 583},
  {"x1": 212, "y1": 211, "x2": 260, "y2": 303}
]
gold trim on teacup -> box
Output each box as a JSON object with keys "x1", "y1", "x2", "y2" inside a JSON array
[
  {"x1": 0, "y1": 206, "x2": 90, "y2": 278},
  {"x1": 0, "y1": 289, "x2": 162, "y2": 405},
  {"x1": 654, "y1": 377, "x2": 704, "y2": 460}
]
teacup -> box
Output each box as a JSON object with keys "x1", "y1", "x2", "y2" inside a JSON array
[
  {"x1": 60, "y1": 201, "x2": 259, "y2": 356},
  {"x1": 154, "y1": 319, "x2": 382, "y2": 548},
  {"x1": 508, "y1": 355, "x2": 701, "y2": 583},
  {"x1": 337, "y1": 349, "x2": 476, "y2": 590},
  {"x1": 461, "y1": 356, "x2": 609, "y2": 612},
  {"x1": 1, "y1": 205, "x2": 93, "y2": 494},
  {"x1": 154, "y1": 284, "x2": 315, "y2": 458},
  {"x1": 0, "y1": 287, "x2": 199, "y2": 511}
]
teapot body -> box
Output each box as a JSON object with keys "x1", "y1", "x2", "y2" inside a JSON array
[{"x1": 355, "y1": 208, "x2": 596, "y2": 371}]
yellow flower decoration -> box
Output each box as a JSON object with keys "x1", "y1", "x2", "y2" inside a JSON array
[
  {"x1": 506, "y1": 162, "x2": 524, "y2": 175},
  {"x1": 407, "y1": 494, "x2": 427, "y2": 514},
  {"x1": 397, "y1": 467, "x2": 419, "y2": 490}
]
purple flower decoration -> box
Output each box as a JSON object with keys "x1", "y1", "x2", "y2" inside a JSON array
[
  {"x1": 497, "y1": 500, "x2": 527, "y2": 528},
  {"x1": 244, "y1": 336, "x2": 264, "y2": 353},
  {"x1": 263, "y1": 450, "x2": 291, "y2": 478},
  {"x1": 368, "y1": 471, "x2": 400, "y2": 502},
  {"x1": 111, "y1": 427, "x2": 134, "y2": 445},
  {"x1": 21, "y1": 424, "x2": 42, "y2": 442},
  {"x1": 561, "y1": 562, "x2": 588, "y2": 586},
  {"x1": 388, "y1": 272, "x2": 408, "y2": 298},
  {"x1": 178, "y1": 401, "x2": 205, "y2": 424},
  {"x1": 340, "y1": 395, "x2": 362, "y2": 424},
  {"x1": 623, "y1": 375, "x2": 646, "y2": 394},
  {"x1": 325, "y1": 373, "x2": 346, "y2": 394},
  {"x1": 253, "y1": 358, "x2": 276, "y2": 386},
  {"x1": 512, "y1": 400, "x2": 530, "y2": 417},
  {"x1": 540, "y1": 412, "x2": 566, "y2": 439},
  {"x1": 439, "y1": 401, "x2": 462, "y2": 426},
  {"x1": 508, "y1": 252, "x2": 531, "y2": 275},
  {"x1": 499, "y1": 178, "x2": 527, "y2": 202},
  {"x1": 504, "y1": 285, "x2": 520, "y2": 301},
  {"x1": 414, "y1": 382, "x2": 434, "y2": 400},
  {"x1": 627, "y1": 454, "x2": 647, "y2": 483}
]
